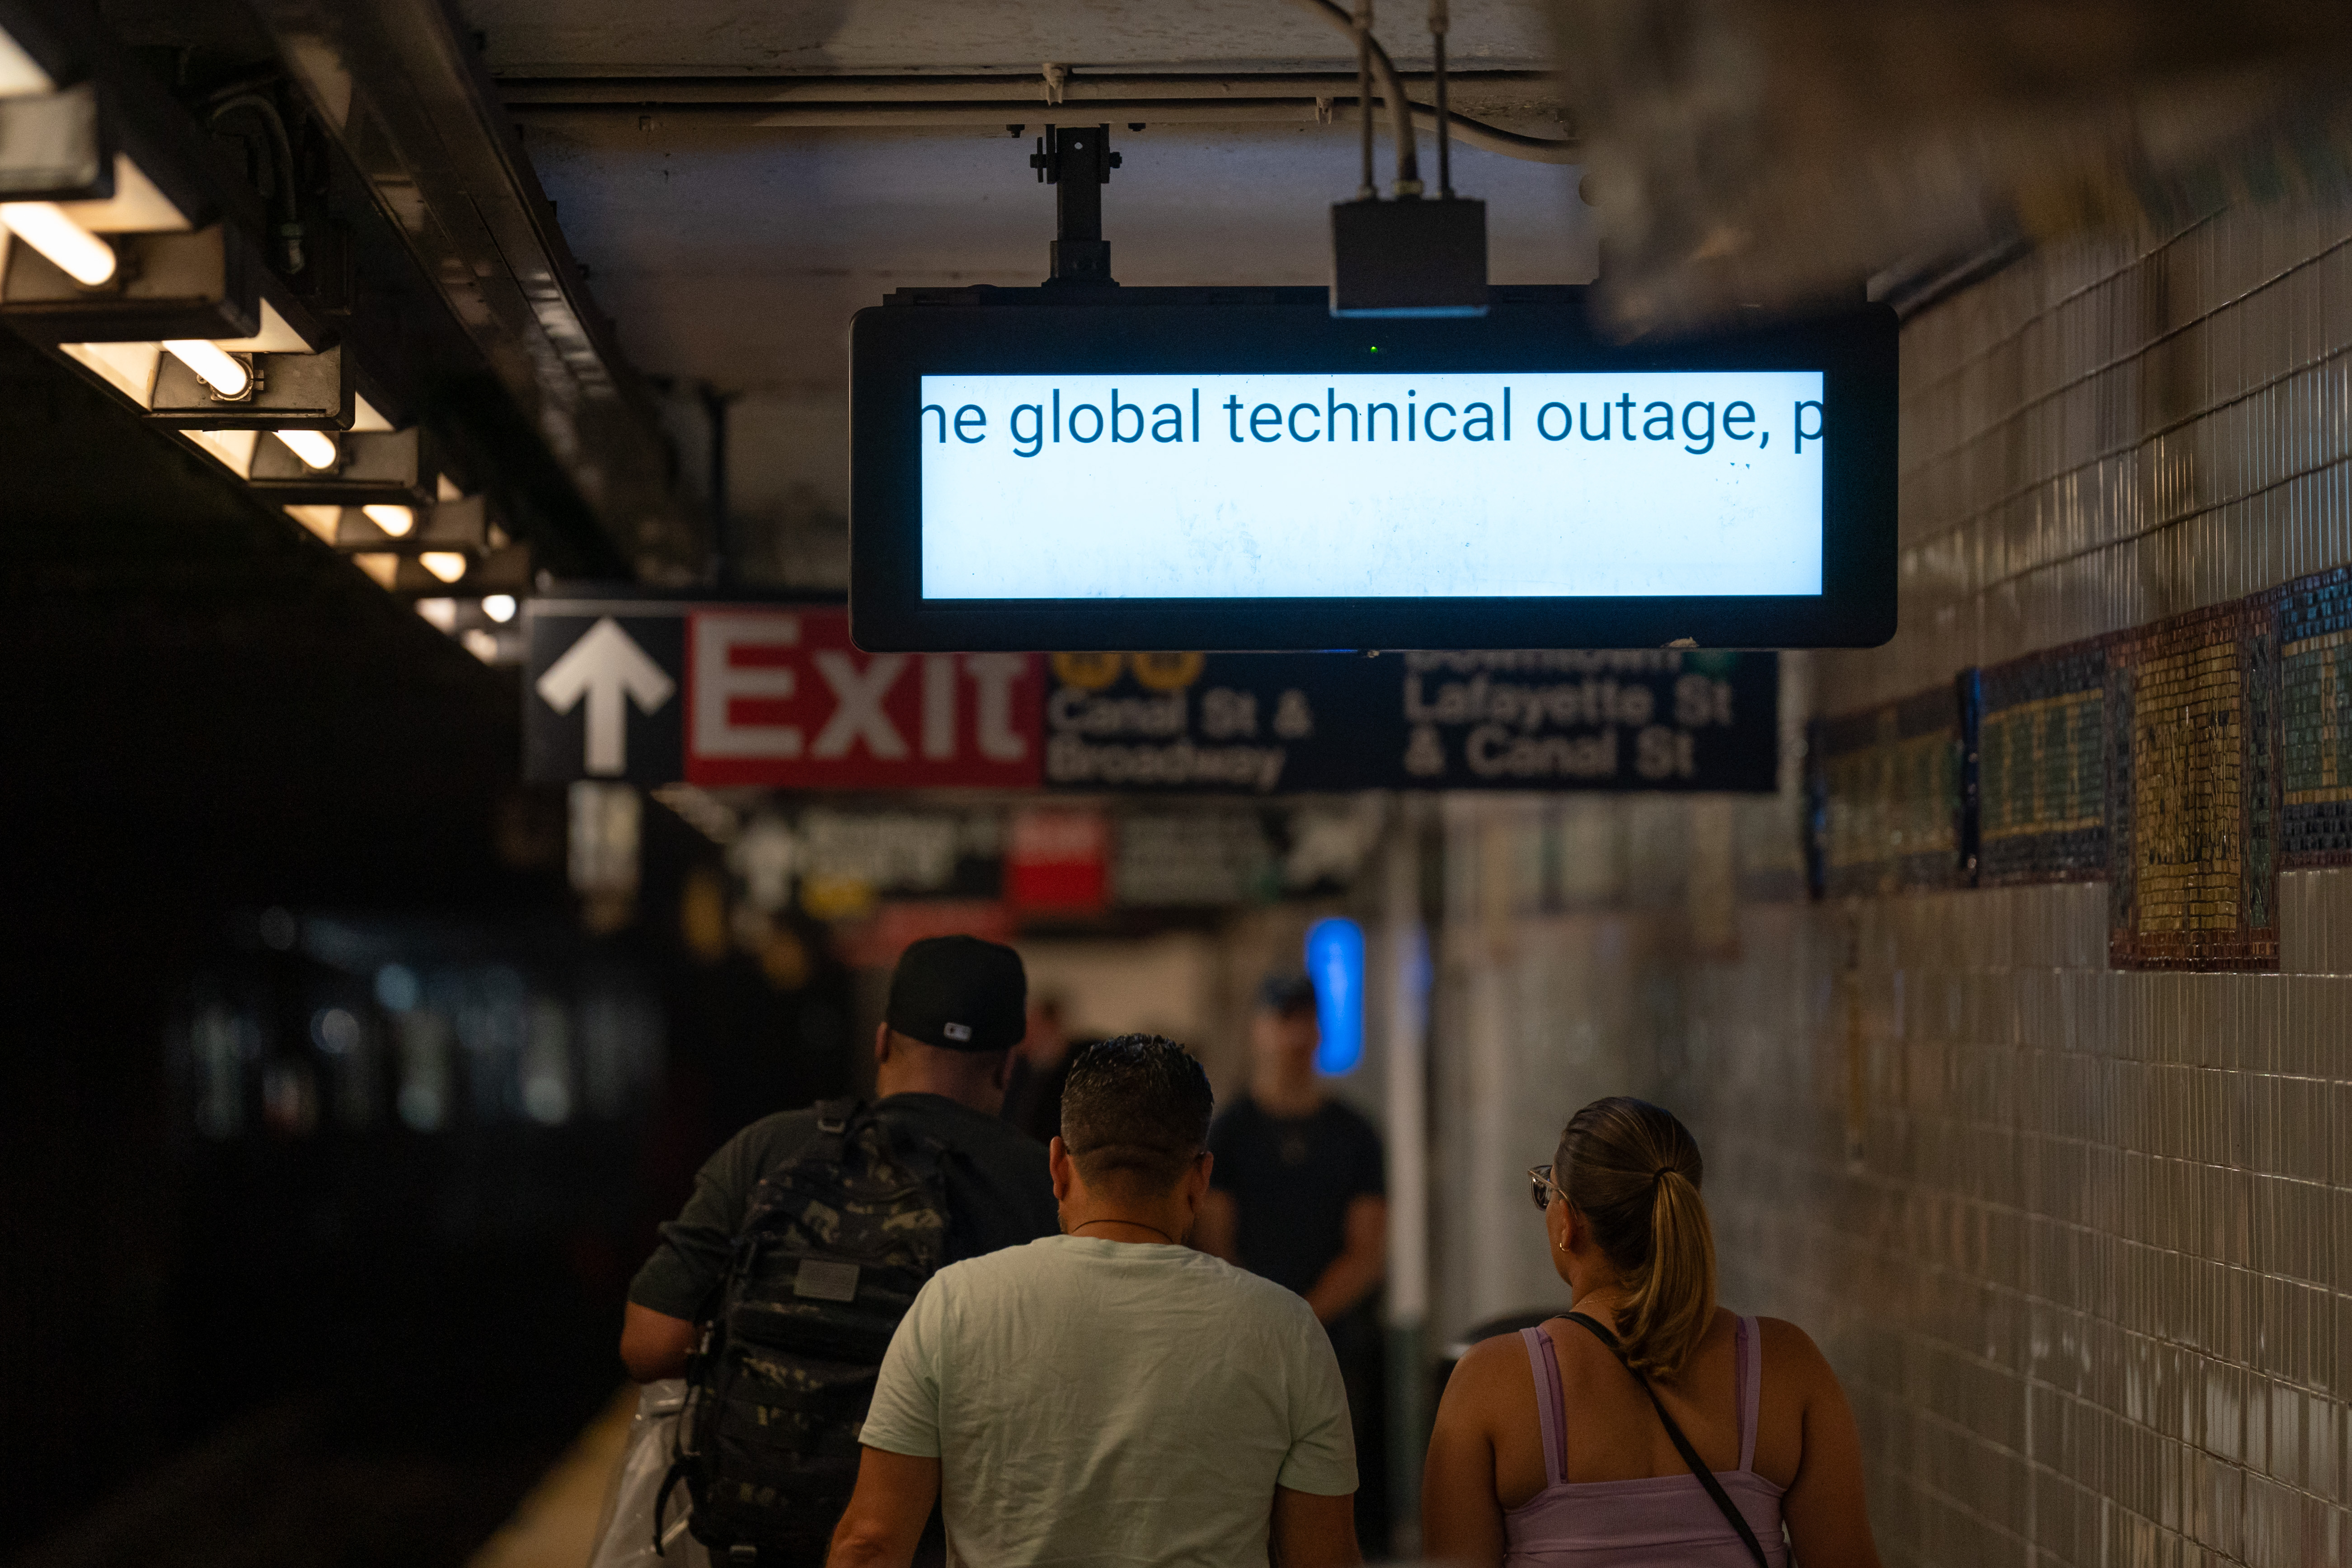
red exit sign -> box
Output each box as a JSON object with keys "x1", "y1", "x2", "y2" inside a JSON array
[{"x1": 687, "y1": 608, "x2": 1042, "y2": 788}]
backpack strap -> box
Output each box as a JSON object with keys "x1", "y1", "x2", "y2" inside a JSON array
[
  {"x1": 736, "y1": 1098, "x2": 869, "y2": 1239},
  {"x1": 1562, "y1": 1312, "x2": 1770, "y2": 1568},
  {"x1": 803, "y1": 1097, "x2": 951, "y2": 1207},
  {"x1": 808, "y1": 1096, "x2": 863, "y2": 1157}
]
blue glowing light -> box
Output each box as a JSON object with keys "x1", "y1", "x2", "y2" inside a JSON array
[{"x1": 1306, "y1": 917, "x2": 1366, "y2": 1075}]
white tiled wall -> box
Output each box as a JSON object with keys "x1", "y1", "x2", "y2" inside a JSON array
[
  {"x1": 1830, "y1": 202, "x2": 2352, "y2": 713},
  {"x1": 1430, "y1": 200, "x2": 2352, "y2": 1565},
  {"x1": 1433, "y1": 824, "x2": 2352, "y2": 1567}
]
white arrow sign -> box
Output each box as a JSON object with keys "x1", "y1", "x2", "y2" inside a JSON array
[{"x1": 535, "y1": 617, "x2": 676, "y2": 776}]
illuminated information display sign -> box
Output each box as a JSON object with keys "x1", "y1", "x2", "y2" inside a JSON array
[
  {"x1": 921, "y1": 372, "x2": 1826, "y2": 600},
  {"x1": 851, "y1": 289, "x2": 1895, "y2": 651}
]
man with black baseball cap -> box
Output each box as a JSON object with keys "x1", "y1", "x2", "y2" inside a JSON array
[{"x1": 619, "y1": 934, "x2": 1058, "y2": 1381}]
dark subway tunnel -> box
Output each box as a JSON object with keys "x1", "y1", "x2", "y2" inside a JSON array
[{"x1": 0, "y1": 325, "x2": 853, "y2": 1560}]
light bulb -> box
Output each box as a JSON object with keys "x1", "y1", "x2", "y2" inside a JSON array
[
  {"x1": 161, "y1": 340, "x2": 251, "y2": 399},
  {"x1": 0, "y1": 202, "x2": 115, "y2": 286},
  {"x1": 274, "y1": 429, "x2": 338, "y2": 469},
  {"x1": 481, "y1": 594, "x2": 518, "y2": 624},
  {"x1": 419, "y1": 551, "x2": 469, "y2": 584},
  {"x1": 361, "y1": 503, "x2": 415, "y2": 538}
]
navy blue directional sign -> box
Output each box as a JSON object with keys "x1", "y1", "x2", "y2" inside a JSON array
[
  {"x1": 524, "y1": 602, "x2": 686, "y2": 784},
  {"x1": 1041, "y1": 649, "x2": 1779, "y2": 793}
]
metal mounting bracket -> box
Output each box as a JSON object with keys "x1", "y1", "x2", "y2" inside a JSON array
[{"x1": 1028, "y1": 124, "x2": 1122, "y2": 286}]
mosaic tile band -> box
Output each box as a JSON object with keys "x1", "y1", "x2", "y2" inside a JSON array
[{"x1": 1812, "y1": 572, "x2": 2352, "y2": 967}]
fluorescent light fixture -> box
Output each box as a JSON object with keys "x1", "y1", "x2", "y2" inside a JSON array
[
  {"x1": 414, "y1": 597, "x2": 457, "y2": 631},
  {"x1": 437, "y1": 473, "x2": 463, "y2": 502},
  {"x1": 282, "y1": 503, "x2": 340, "y2": 541},
  {"x1": 161, "y1": 339, "x2": 251, "y2": 399},
  {"x1": 58, "y1": 156, "x2": 188, "y2": 235},
  {"x1": 183, "y1": 428, "x2": 263, "y2": 478},
  {"x1": 480, "y1": 593, "x2": 518, "y2": 623},
  {"x1": 213, "y1": 300, "x2": 313, "y2": 355},
  {"x1": 0, "y1": 26, "x2": 54, "y2": 94},
  {"x1": 419, "y1": 551, "x2": 469, "y2": 583},
  {"x1": 361, "y1": 502, "x2": 415, "y2": 537},
  {"x1": 351, "y1": 553, "x2": 399, "y2": 589},
  {"x1": 60, "y1": 341, "x2": 163, "y2": 408},
  {"x1": 352, "y1": 395, "x2": 395, "y2": 433},
  {"x1": 274, "y1": 428, "x2": 338, "y2": 469},
  {"x1": 0, "y1": 202, "x2": 116, "y2": 285}
]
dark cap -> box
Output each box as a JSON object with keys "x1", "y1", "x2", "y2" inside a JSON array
[
  {"x1": 887, "y1": 935, "x2": 1027, "y2": 1052},
  {"x1": 1258, "y1": 972, "x2": 1318, "y2": 1016}
]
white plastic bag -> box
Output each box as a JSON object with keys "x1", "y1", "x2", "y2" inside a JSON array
[{"x1": 587, "y1": 1380, "x2": 711, "y2": 1568}]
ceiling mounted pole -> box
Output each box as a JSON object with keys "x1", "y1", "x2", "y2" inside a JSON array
[
  {"x1": 1355, "y1": 1, "x2": 1376, "y2": 199},
  {"x1": 1292, "y1": 0, "x2": 1419, "y2": 194},
  {"x1": 1431, "y1": 0, "x2": 1453, "y2": 198}
]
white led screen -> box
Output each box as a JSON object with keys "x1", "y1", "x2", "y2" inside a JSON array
[{"x1": 918, "y1": 371, "x2": 1827, "y2": 600}]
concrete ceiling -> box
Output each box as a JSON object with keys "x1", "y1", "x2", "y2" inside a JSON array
[
  {"x1": 467, "y1": 0, "x2": 1554, "y2": 75},
  {"x1": 464, "y1": 0, "x2": 1590, "y2": 587},
  {"x1": 522, "y1": 122, "x2": 1595, "y2": 396}
]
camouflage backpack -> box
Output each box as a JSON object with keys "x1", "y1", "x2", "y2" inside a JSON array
[{"x1": 666, "y1": 1099, "x2": 951, "y2": 1564}]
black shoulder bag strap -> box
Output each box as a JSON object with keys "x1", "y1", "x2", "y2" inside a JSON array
[{"x1": 1563, "y1": 1312, "x2": 1771, "y2": 1568}]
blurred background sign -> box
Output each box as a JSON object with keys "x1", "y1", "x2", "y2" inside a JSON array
[{"x1": 1005, "y1": 807, "x2": 1110, "y2": 914}]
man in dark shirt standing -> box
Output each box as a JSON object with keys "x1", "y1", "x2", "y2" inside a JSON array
[
  {"x1": 997, "y1": 992, "x2": 1075, "y2": 1146},
  {"x1": 1197, "y1": 974, "x2": 1390, "y2": 1551},
  {"x1": 620, "y1": 934, "x2": 1059, "y2": 1380}
]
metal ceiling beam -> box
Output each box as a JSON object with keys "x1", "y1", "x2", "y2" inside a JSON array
[
  {"x1": 504, "y1": 71, "x2": 1577, "y2": 163},
  {"x1": 512, "y1": 98, "x2": 1576, "y2": 163},
  {"x1": 245, "y1": 0, "x2": 694, "y2": 580},
  {"x1": 497, "y1": 70, "x2": 1562, "y2": 105}
]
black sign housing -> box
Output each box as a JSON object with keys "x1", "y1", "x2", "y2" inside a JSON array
[{"x1": 849, "y1": 285, "x2": 1897, "y2": 653}]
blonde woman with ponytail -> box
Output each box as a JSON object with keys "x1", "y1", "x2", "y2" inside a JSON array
[{"x1": 1422, "y1": 1098, "x2": 1881, "y2": 1568}]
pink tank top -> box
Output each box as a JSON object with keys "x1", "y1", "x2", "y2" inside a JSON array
[{"x1": 1502, "y1": 1317, "x2": 1789, "y2": 1567}]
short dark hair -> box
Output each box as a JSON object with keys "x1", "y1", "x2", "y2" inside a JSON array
[
  {"x1": 1257, "y1": 972, "x2": 1318, "y2": 1018},
  {"x1": 1058, "y1": 1034, "x2": 1214, "y2": 1193}
]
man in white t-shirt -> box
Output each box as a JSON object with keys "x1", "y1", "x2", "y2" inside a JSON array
[{"x1": 825, "y1": 1034, "x2": 1361, "y2": 1568}]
